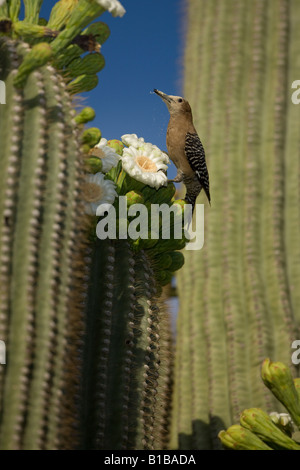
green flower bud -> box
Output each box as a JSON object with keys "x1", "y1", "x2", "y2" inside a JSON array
[
  {"x1": 38, "y1": 18, "x2": 48, "y2": 26},
  {"x1": 65, "y1": 52, "x2": 105, "y2": 79},
  {"x1": 82, "y1": 21, "x2": 110, "y2": 45},
  {"x1": 50, "y1": 0, "x2": 107, "y2": 55},
  {"x1": 75, "y1": 107, "x2": 96, "y2": 125},
  {"x1": 151, "y1": 236, "x2": 187, "y2": 254},
  {"x1": 156, "y1": 270, "x2": 173, "y2": 287},
  {"x1": 47, "y1": 0, "x2": 79, "y2": 31},
  {"x1": 168, "y1": 251, "x2": 185, "y2": 272},
  {"x1": 81, "y1": 127, "x2": 101, "y2": 148},
  {"x1": 261, "y1": 358, "x2": 300, "y2": 428},
  {"x1": 125, "y1": 190, "x2": 144, "y2": 207},
  {"x1": 14, "y1": 42, "x2": 54, "y2": 88},
  {"x1": 107, "y1": 139, "x2": 124, "y2": 156},
  {"x1": 67, "y1": 73, "x2": 99, "y2": 95},
  {"x1": 84, "y1": 156, "x2": 102, "y2": 174},
  {"x1": 153, "y1": 253, "x2": 173, "y2": 270},
  {"x1": 14, "y1": 21, "x2": 57, "y2": 39},
  {"x1": 137, "y1": 236, "x2": 159, "y2": 251},
  {"x1": 240, "y1": 408, "x2": 300, "y2": 450},
  {"x1": 218, "y1": 425, "x2": 273, "y2": 450},
  {"x1": 54, "y1": 44, "x2": 83, "y2": 69},
  {"x1": 172, "y1": 198, "x2": 187, "y2": 213}
]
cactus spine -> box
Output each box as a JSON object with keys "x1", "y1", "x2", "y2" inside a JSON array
[{"x1": 172, "y1": 0, "x2": 300, "y2": 449}]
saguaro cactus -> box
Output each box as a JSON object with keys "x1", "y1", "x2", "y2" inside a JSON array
[
  {"x1": 171, "y1": 0, "x2": 300, "y2": 449},
  {"x1": 0, "y1": 0, "x2": 186, "y2": 450},
  {"x1": 0, "y1": 35, "x2": 91, "y2": 450},
  {"x1": 80, "y1": 239, "x2": 173, "y2": 450}
]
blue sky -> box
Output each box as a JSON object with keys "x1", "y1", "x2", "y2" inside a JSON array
[
  {"x1": 84, "y1": 0, "x2": 186, "y2": 179},
  {"x1": 39, "y1": 0, "x2": 185, "y2": 180}
]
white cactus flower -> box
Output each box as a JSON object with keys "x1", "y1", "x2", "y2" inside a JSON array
[
  {"x1": 121, "y1": 146, "x2": 168, "y2": 189},
  {"x1": 83, "y1": 172, "x2": 117, "y2": 215},
  {"x1": 95, "y1": 0, "x2": 126, "y2": 17},
  {"x1": 92, "y1": 138, "x2": 120, "y2": 173},
  {"x1": 121, "y1": 134, "x2": 169, "y2": 164}
]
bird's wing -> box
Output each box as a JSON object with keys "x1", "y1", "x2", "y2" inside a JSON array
[{"x1": 185, "y1": 132, "x2": 210, "y2": 203}]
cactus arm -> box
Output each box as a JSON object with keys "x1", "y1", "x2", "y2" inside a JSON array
[
  {"x1": 0, "y1": 64, "x2": 48, "y2": 450},
  {"x1": 242, "y1": 0, "x2": 275, "y2": 408},
  {"x1": 80, "y1": 240, "x2": 139, "y2": 450},
  {"x1": 200, "y1": 0, "x2": 232, "y2": 445},
  {"x1": 48, "y1": 75, "x2": 90, "y2": 450},
  {"x1": 222, "y1": 0, "x2": 254, "y2": 419},
  {"x1": 20, "y1": 66, "x2": 86, "y2": 450},
  {"x1": 171, "y1": 1, "x2": 213, "y2": 451},
  {"x1": 284, "y1": 0, "x2": 300, "y2": 323},
  {"x1": 0, "y1": 41, "x2": 24, "y2": 411},
  {"x1": 137, "y1": 253, "x2": 162, "y2": 450},
  {"x1": 23, "y1": 0, "x2": 43, "y2": 24},
  {"x1": 152, "y1": 301, "x2": 173, "y2": 449},
  {"x1": 260, "y1": 0, "x2": 296, "y2": 363},
  {"x1": 171, "y1": 252, "x2": 194, "y2": 449},
  {"x1": 21, "y1": 67, "x2": 62, "y2": 450}
]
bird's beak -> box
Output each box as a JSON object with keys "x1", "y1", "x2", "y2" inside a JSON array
[{"x1": 153, "y1": 89, "x2": 172, "y2": 103}]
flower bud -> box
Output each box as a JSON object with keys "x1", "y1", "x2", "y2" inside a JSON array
[
  {"x1": 240, "y1": 408, "x2": 300, "y2": 450},
  {"x1": 261, "y1": 358, "x2": 300, "y2": 428},
  {"x1": 219, "y1": 425, "x2": 272, "y2": 450}
]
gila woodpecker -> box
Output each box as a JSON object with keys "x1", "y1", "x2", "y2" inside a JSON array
[{"x1": 154, "y1": 89, "x2": 210, "y2": 211}]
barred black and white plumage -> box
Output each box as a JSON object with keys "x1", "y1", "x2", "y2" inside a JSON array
[{"x1": 185, "y1": 132, "x2": 211, "y2": 204}]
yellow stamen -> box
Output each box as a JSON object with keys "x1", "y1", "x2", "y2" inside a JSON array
[
  {"x1": 136, "y1": 156, "x2": 157, "y2": 172},
  {"x1": 89, "y1": 147, "x2": 105, "y2": 158},
  {"x1": 82, "y1": 182, "x2": 104, "y2": 202}
]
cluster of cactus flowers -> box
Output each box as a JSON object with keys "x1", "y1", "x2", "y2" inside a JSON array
[
  {"x1": 219, "y1": 359, "x2": 300, "y2": 450},
  {"x1": 83, "y1": 133, "x2": 187, "y2": 290},
  {"x1": 0, "y1": 0, "x2": 189, "y2": 450}
]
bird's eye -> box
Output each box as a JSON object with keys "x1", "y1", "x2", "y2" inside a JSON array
[{"x1": 178, "y1": 98, "x2": 183, "y2": 103}]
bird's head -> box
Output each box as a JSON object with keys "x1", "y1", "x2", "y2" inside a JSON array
[{"x1": 154, "y1": 89, "x2": 192, "y2": 116}]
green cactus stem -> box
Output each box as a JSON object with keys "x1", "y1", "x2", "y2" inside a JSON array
[
  {"x1": 0, "y1": 37, "x2": 91, "y2": 450},
  {"x1": 171, "y1": 0, "x2": 300, "y2": 449},
  {"x1": 80, "y1": 240, "x2": 173, "y2": 450}
]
